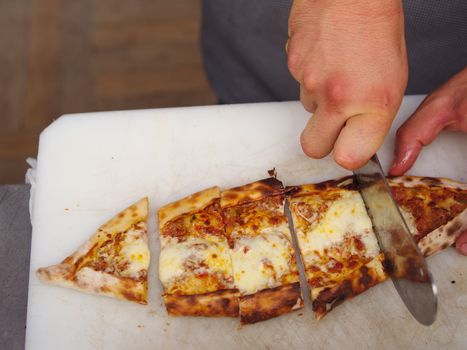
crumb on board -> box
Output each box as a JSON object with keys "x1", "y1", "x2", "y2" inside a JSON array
[
  {"x1": 298, "y1": 312, "x2": 303, "y2": 316},
  {"x1": 148, "y1": 310, "x2": 157, "y2": 317},
  {"x1": 165, "y1": 322, "x2": 170, "y2": 326},
  {"x1": 451, "y1": 280, "x2": 456, "y2": 284},
  {"x1": 137, "y1": 325, "x2": 144, "y2": 328},
  {"x1": 64, "y1": 208, "x2": 69, "y2": 211}
]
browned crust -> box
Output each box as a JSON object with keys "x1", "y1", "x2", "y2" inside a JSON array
[
  {"x1": 388, "y1": 176, "x2": 467, "y2": 191},
  {"x1": 388, "y1": 176, "x2": 467, "y2": 256},
  {"x1": 163, "y1": 289, "x2": 239, "y2": 317},
  {"x1": 311, "y1": 253, "x2": 387, "y2": 320},
  {"x1": 99, "y1": 197, "x2": 149, "y2": 239},
  {"x1": 158, "y1": 187, "x2": 220, "y2": 228},
  {"x1": 98, "y1": 197, "x2": 148, "y2": 235},
  {"x1": 287, "y1": 175, "x2": 356, "y2": 197},
  {"x1": 49, "y1": 198, "x2": 148, "y2": 268},
  {"x1": 239, "y1": 282, "x2": 304, "y2": 324},
  {"x1": 220, "y1": 177, "x2": 284, "y2": 208},
  {"x1": 37, "y1": 266, "x2": 148, "y2": 304},
  {"x1": 419, "y1": 208, "x2": 467, "y2": 257},
  {"x1": 36, "y1": 198, "x2": 149, "y2": 304},
  {"x1": 289, "y1": 175, "x2": 466, "y2": 197}
]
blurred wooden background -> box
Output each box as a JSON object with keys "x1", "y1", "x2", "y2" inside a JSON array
[{"x1": 0, "y1": 0, "x2": 216, "y2": 184}]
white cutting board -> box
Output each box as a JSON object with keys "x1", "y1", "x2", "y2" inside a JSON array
[{"x1": 26, "y1": 96, "x2": 467, "y2": 350}]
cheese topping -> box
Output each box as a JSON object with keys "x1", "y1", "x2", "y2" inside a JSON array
[
  {"x1": 85, "y1": 222, "x2": 149, "y2": 279},
  {"x1": 231, "y1": 230, "x2": 292, "y2": 294},
  {"x1": 297, "y1": 191, "x2": 380, "y2": 266},
  {"x1": 119, "y1": 225, "x2": 150, "y2": 278},
  {"x1": 77, "y1": 267, "x2": 120, "y2": 289},
  {"x1": 159, "y1": 236, "x2": 233, "y2": 288}
]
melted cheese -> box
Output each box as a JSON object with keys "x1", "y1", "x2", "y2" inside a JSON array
[
  {"x1": 158, "y1": 236, "x2": 232, "y2": 288},
  {"x1": 119, "y1": 225, "x2": 150, "y2": 278},
  {"x1": 297, "y1": 191, "x2": 380, "y2": 266},
  {"x1": 86, "y1": 223, "x2": 149, "y2": 278},
  {"x1": 120, "y1": 240, "x2": 150, "y2": 277},
  {"x1": 76, "y1": 267, "x2": 120, "y2": 289},
  {"x1": 231, "y1": 230, "x2": 292, "y2": 294}
]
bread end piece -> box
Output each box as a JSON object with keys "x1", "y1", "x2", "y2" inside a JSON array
[
  {"x1": 163, "y1": 289, "x2": 240, "y2": 317},
  {"x1": 239, "y1": 282, "x2": 304, "y2": 324},
  {"x1": 311, "y1": 254, "x2": 387, "y2": 320}
]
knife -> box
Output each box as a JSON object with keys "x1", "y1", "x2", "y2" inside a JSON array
[{"x1": 354, "y1": 154, "x2": 437, "y2": 325}]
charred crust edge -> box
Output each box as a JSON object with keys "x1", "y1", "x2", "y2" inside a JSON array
[
  {"x1": 239, "y1": 282, "x2": 303, "y2": 324},
  {"x1": 221, "y1": 177, "x2": 285, "y2": 208},
  {"x1": 289, "y1": 175, "x2": 357, "y2": 197},
  {"x1": 163, "y1": 289, "x2": 240, "y2": 317}
]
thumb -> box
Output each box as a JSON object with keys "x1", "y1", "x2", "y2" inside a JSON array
[
  {"x1": 456, "y1": 231, "x2": 467, "y2": 256},
  {"x1": 389, "y1": 100, "x2": 454, "y2": 176}
]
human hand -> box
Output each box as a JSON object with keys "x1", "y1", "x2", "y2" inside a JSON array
[
  {"x1": 287, "y1": 0, "x2": 408, "y2": 170},
  {"x1": 389, "y1": 67, "x2": 467, "y2": 175},
  {"x1": 388, "y1": 66, "x2": 467, "y2": 256}
]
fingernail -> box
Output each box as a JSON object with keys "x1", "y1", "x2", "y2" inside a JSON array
[{"x1": 460, "y1": 243, "x2": 467, "y2": 256}]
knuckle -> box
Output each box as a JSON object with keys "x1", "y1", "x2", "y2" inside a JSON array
[
  {"x1": 302, "y1": 68, "x2": 318, "y2": 94},
  {"x1": 287, "y1": 50, "x2": 301, "y2": 78},
  {"x1": 379, "y1": 88, "x2": 403, "y2": 110},
  {"x1": 324, "y1": 78, "x2": 348, "y2": 107},
  {"x1": 370, "y1": 82, "x2": 405, "y2": 111}
]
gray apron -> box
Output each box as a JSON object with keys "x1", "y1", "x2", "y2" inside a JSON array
[{"x1": 201, "y1": 0, "x2": 467, "y2": 103}]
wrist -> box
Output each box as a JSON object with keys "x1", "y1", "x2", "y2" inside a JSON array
[{"x1": 295, "y1": 0, "x2": 403, "y2": 20}]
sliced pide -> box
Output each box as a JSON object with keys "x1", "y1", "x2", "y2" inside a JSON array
[
  {"x1": 288, "y1": 176, "x2": 386, "y2": 319},
  {"x1": 221, "y1": 178, "x2": 303, "y2": 324},
  {"x1": 158, "y1": 187, "x2": 239, "y2": 317},
  {"x1": 37, "y1": 198, "x2": 150, "y2": 304}
]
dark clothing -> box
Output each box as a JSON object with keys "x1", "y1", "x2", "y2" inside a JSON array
[{"x1": 201, "y1": 0, "x2": 467, "y2": 104}]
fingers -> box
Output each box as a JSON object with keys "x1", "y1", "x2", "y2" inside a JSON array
[
  {"x1": 455, "y1": 230, "x2": 467, "y2": 256},
  {"x1": 300, "y1": 104, "x2": 347, "y2": 159},
  {"x1": 388, "y1": 143, "x2": 422, "y2": 177},
  {"x1": 389, "y1": 100, "x2": 453, "y2": 176},
  {"x1": 333, "y1": 113, "x2": 392, "y2": 169}
]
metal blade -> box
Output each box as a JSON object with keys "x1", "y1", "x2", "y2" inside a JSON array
[{"x1": 354, "y1": 155, "x2": 437, "y2": 325}]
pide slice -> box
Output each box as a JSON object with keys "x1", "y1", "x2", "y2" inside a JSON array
[
  {"x1": 37, "y1": 198, "x2": 150, "y2": 304},
  {"x1": 221, "y1": 178, "x2": 303, "y2": 324},
  {"x1": 158, "y1": 187, "x2": 239, "y2": 317}
]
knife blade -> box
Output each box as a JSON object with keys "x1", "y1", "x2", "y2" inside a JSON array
[{"x1": 354, "y1": 154, "x2": 437, "y2": 325}]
